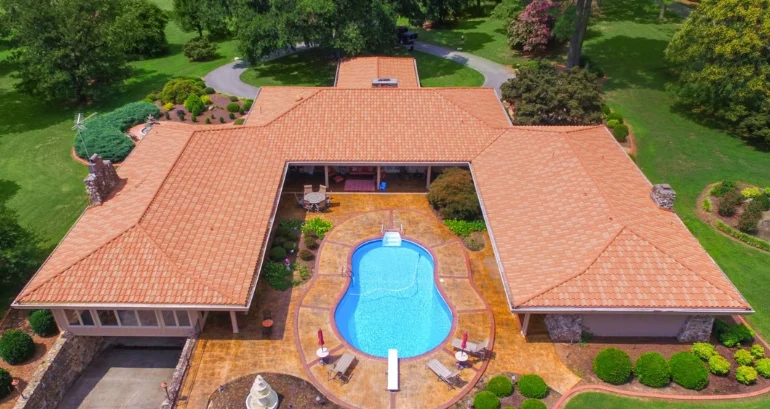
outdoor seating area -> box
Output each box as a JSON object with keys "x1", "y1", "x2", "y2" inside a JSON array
[{"x1": 298, "y1": 185, "x2": 331, "y2": 212}]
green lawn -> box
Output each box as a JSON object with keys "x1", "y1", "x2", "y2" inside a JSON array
[
  {"x1": 565, "y1": 392, "x2": 770, "y2": 409},
  {"x1": 240, "y1": 48, "x2": 484, "y2": 88},
  {"x1": 581, "y1": 0, "x2": 770, "y2": 338},
  {"x1": 0, "y1": 0, "x2": 238, "y2": 314}
]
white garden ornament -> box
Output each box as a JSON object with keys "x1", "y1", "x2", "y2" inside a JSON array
[{"x1": 245, "y1": 375, "x2": 279, "y2": 409}]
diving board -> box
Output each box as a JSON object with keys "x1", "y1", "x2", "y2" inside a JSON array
[{"x1": 387, "y1": 349, "x2": 399, "y2": 391}]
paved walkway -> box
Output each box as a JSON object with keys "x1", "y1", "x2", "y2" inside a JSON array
[{"x1": 411, "y1": 41, "x2": 515, "y2": 96}]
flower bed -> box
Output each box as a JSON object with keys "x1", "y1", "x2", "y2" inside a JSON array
[
  {"x1": 448, "y1": 372, "x2": 561, "y2": 409},
  {"x1": 207, "y1": 372, "x2": 341, "y2": 409},
  {"x1": 697, "y1": 181, "x2": 770, "y2": 253}
]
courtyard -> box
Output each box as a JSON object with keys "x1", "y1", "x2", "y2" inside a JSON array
[{"x1": 175, "y1": 193, "x2": 579, "y2": 409}]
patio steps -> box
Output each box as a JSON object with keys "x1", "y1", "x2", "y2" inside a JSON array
[{"x1": 382, "y1": 231, "x2": 402, "y2": 247}]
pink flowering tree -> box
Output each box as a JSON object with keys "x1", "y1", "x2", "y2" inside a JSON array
[{"x1": 508, "y1": 0, "x2": 556, "y2": 53}]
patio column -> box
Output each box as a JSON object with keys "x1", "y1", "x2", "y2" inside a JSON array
[
  {"x1": 324, "y1": 165, "x2": 329, "y2": 187},
  {"x1": 230, "y1": 311, "x2": 239, "y2": 334},
  {"x1": 520, "y1": 313, "x2": 531, "y2": 337},
  {"x1": 376, "y1": 165, "x2": 381, "y2": 190},
  {"x1": 425, "y1": 166, "x2": 432, "y2": 189}
]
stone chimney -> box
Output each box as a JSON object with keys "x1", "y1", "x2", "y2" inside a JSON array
[
  {"x1": 84, "y1": 154, "x2": 120, "y2": 206},
  {"x1": 651, "y1": 184, "x2": 676, "y2": 210}
]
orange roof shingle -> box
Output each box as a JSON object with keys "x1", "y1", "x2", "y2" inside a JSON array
[{"x1": 336, "y1": 57, "x2": 419, "y2": 88}]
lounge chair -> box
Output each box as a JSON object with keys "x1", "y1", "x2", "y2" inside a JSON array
[
  {"x1": 319, "y1": 185, "x2": 327, "y2": 195},
  {"x1": 328, "y1": 353, "x2": 356, "y2": 384},
  {"x1": 303, "y1": 185, "x2": 313, "y2": 195},
  {"x1": 451, "y1": 338, "x2": 479, "y2": 352},
  {"x1": 469, "y1": 339, "x2": 491, "y2": 359},
  {"x1": 426, "y1": 359, "x2": 460, "y2": 387}
]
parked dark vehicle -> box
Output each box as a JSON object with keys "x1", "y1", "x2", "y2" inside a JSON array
[{"x1": 397, "y1": 26, "x2": 418, "y2": 45}]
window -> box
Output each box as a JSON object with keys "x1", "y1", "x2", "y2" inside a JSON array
[
  {"x1": 176, "y1": 311, "x2": 191, "y2": 327},
  {"x1": 161, "y1": 310, "x2": 177, "y2": 327},
  {"x1": 80, "y1": 310, "x2": 95, "y2": 326},
  {"x1": 116, "y1": 310, "x2": 138, "y2": 326},
  {"x1": 137, "y1": 310, "x2": 158, "y2": 327},
  {"x1": 97, "y1": 310, "x2": 118, "y2": 326},
  {"x1": 63, "y1": 309, "x2": 80, "y2": 326},
  {"x1": 160, "y1": 310, "x2": 192, "y2": 327}
]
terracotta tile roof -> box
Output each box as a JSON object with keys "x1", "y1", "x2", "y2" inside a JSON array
[
  {"x1": 15, "y1": 75, "x2": 750, "y2": 312},
  {"x1": 336, "y1": 57, "x2": 419, "y2": 88}
]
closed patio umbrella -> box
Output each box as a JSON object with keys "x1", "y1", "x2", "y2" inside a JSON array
[
  {"x1": 318, "y1": 328, "x2": 325, "y2": 351},
  {"x1": 461, "y1": 331, "x2": 468, "y2": 351}
]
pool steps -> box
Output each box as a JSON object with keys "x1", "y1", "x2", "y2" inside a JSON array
[{"x1": 382, "y1": 231, "x2": 402, "y2": 247}]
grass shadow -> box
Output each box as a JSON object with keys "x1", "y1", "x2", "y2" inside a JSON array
[
  {"x1": 0, "y1": 179, "x2": 20, "y2": 205},
  {"x1": 242, "y1": 48, "x2": 337, "y2": 87},
  {"x1": 596, "y1": 0, "x2": 683, "y2": 24},
  {"x1": 583, "y1": 35, "x2": 672, "y2": 92}
]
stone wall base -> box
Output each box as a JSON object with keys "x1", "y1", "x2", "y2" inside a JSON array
[
  {"x1": 544, "y1": 314, "x2": 583, "y2": 342},
  {"x1": 677, "y1": 315, "x2": 714, "y2": 343},
  {"x1": 163, "y1": 336, "x2": 198, "y2": 409}
]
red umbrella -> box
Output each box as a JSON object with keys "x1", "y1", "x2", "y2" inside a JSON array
[
  {"x1": 461, "y1": 331, "x2": 468, "y2": 350},
  {"x1": 318, "y1": 329, "x2": 325, "y2": 348}
]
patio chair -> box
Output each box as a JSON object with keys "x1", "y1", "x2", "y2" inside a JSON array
[
  {"x1": 302, "y1": 200, "x2": 313, "y2": 212},
  {"x1": 328, "y1": 353, "x2": 356, "y2": 384},
  {"x1": 295, "y1": 194, "x2": 304, "y2": 208},
  {"x1": 303, "y1": 185, "x2": 313, "y2": 195},
  {"x1": 426, "y1": 359, "x2": 460, "y2": 388},
  {"x1": 316, "y1": 200, "x2": 327, "y2": 212},
  {"x1": 468, "y1": 339, "x2": 491, "y2": 359},
  {"x1": 318, "y1": 185, "x2": 327, "y2": 195},
  {"x1": 451, "y1": 338, "x2": 479, "y2": 353}
]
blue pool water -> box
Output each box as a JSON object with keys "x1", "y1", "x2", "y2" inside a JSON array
[{"x1": 334, "y1": 240, "x2": 453, "y2": 358}]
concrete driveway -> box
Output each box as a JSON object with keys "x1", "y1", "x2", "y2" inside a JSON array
[{"x1": 57, "y1": 347, "x2": 181, "y2": 409}]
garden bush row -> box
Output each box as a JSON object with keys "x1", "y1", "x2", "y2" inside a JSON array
[
  {"x1": 593, "y1": 348, "x2": 708, "y2": 390},
  {"x1": 0, "y1": 329, "x2": 35, "y2": 365},
  {"x1": 74, "y1": 102, "x2": 159, "y2": 162},
  {"x1": 714, "y1": 220, "x2": 770, "y2": 253},
  {"x1": 475, "y1": 374, "x2": 548, "y2": 409},
  {"x1": 602, "y1": 106, "x2": 629, "y2": 142}
]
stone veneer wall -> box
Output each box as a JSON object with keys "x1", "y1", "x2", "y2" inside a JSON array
[
  {"x1": 544, "y1": 314, "x2": 583, "y2": 342},
  {"x1": 677, "y1": 315, "x2": 714, "y2": 343},
  {"x1": 13, "y1": 332, "x2": 107, "y2": 409},
  {"x1": 163, "y1": 336, "x2": 198, "y2": 409}
]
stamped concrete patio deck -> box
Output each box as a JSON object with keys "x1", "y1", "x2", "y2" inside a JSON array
[{"x1": 176, "y1": 194, "x2": 579, "y2": 409}]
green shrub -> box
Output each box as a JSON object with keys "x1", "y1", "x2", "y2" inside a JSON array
[
  {"x1": 742, "y1": 187, "x2": 763, "y2": 199},
  {"x1": 286, "y1": 229, "x2": 300, "y2": 241},
  {"x1": 0, "y1": 368, "x2": 11, "y2": 399},
  {"x1": 751, "y1": 344, "x2": 765, "y2": 359},
  {"x1": 518, "y1": 374, "x2": 548, "y2": 398},
  {"x1": 502, "y1": 407, "x2": 517, "y2": 409},
  {"x1": 299, "y1": 249, "x2": 314, "y2": 261},
  {"x1": 302, "y1": 217, "x2": 333, "y2": 239},
  {"x1": 612, "y1": 124, "x2": 629, "y2": 142},
  {"x1": 691, "y1": 342, "x2": 716, "y2": 361},
  {"x1": 234, "y1": 118, "x2": 245, "y2": 125},
  {"x1": 752, "y1": 194, "x2": 770, "y2": 211},
  {"x1": 29, "y1": 310, "x2": 58, "y2": 337},
  {"x1": 178, "y1": 111, "x2": 186, "y2": 121},
  {"x1": 714, "y1": 319, "x2": 730, "y2": 336},
  {"x1": 606, "y1": 112, "x2": 624, "y2": 123},
  {"x1": 201, "y1": 95, "x2": 213, "y2": 105},
  {"x1": 243, "y1": 100, "x2": 253, "y2": 111},
  {"x1": 282, "y1": 241, "x2": 296, "y2": 251},
  {"x1": 0, "y1": 330, "x2": 35, "y2": 365},
  {"x1": 765, "y1": 187, "x2": 770, "y2": 196},
  {"x1": 146, "y1": 93, "x2": 158, "y2": 101},
  {"x1": 204, "y1": 87, "x2": 215, "y2": 94},
  {"x1": 165, "y1": 111, "x2": 170, "y2": 120},
  {"x1": 262, "y1": 261, "x2": 291, "y2": 291},
  {"x1": 601, "y1": 104, "x2": 611, "y2": 115},
  {"x1": 486, "y1": 375, "x2": 513, "y2": 397},
  {"x1": 670, "y1": 351, "x2": 709, "y2": 390},
  {"x1": 718, "y1": 190, "x2": 743, "y2": 217},
  {"x1": 227, "y1": 102, "x2": 240, "y2": 113},
  {"x1": 219, "y1": 117, "x2": 225, "y2": 123},
  {"x1": 158, "y1": 77, "x2": 204, "y2": 104},
  {"x1": 738, "y1": 207, "x2": 762, "y2": 234},
  {"x1": 229, "y1": 112, "x2": 236, "y2": 120},
  {"x1": 74, "y1": 102, "x2": 160, "y2": 162},
  {"x1": 715, "y1": 220, "x2": 770, "y2": 252},
  {"x1": 634, "y1": 352, "x2": 670, "y2": 388},
  {"x1": 270, "y1": 246, "x2": 287, "y2": 261},
  {"x1": 185, "y1": 94, "x2": 205, "y2": 116},
  {"x1": 229, "y1": 95, "x2": 239, "y2": 102},
  {"x1": 520, "y1": 399, "x2": 547, "y2": 409},
  {"x1": 297, "y1": 264, "x2": 311, "y2": 281},
  {"x1": 183, "y1": 37, "x2": 217, "y2": 61},
  {"x1": 277, "y1": 226, "x2": 290, "y2": 237},
  {"x1": 711, "y1": 181, "x2": 738, "y2": 197},
  {"x1": 205, "y1": 118, "x2": 211, "y2": 124},
  {"x1": 702, "y1": 197, "x2": 713, "y2": 212},
  {"x1": 444, "y1": 219, "x2": 486, "y2": 238},
  {"x1": 473, "y1": 391, "x2": 500, "y2": 409},
  {"x1": 304, "y1": 235, "x2": 319, "y2": 250},
  {"x1": 605, "y1": 119, "x2": 620, "y2": 128},
  {"x1": 719, "y1": 323, "x2": 755, "y2": 347},
  {"x1": 708, "y1": 355, "x2": 731, "y2": 376},
  {"x1": 756, "y1": 358, "x2": 770, "y2": 378},
  {"x1": 163, "y1": 102, "x2": 174, "y2": 111},
  {"x1": 736, "y1": 365, "x2": 758, "y2": 385},
  {"x1": 593, "y1": 348, "x2": 632, "y2": 385},
  {"x1": 734, "y1": 349, "x2": 754, "y2": 366},
  {"x1": 427, "y1": 168, "x2": 481, "y2": 221}
]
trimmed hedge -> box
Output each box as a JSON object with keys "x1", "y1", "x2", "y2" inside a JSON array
[
  {"x1": 304, "y1": 235, "x2": 319, "y2": 250},
  {"x1": 634, "y1": 352, "x2": 670, "y2": 388},
  {"x1": 593, "y1": 348, "x2": 632, "y2": 385},
  {"x1": 29, "y1": 310, "x2": 58, "y2": 337},
  {"x1": 736, "y1": 365, "x2": 758, "y2": 385},
  {"x1": 606, "y1": 112, "x2": 624, "y2": 123},
  {"x1": 734, "y1": 349, "x2": 754, "y2": 366},
  {"x1": 718, "y1": 190, "x2": 743, "y2": 217},
  {"x1": 282, "y1": 241, "x2": 296, "y2": 251},
  {"x1": 158, "y1": 77, "x2": 204, "y2": 104},
  {"x1": 299, "y1": 249, "x2": 314, "y2": 261},
  {"x1": 234, "y1": 118, "x2": 245, "y2": 125},
  {"x1": 183, "y1": 37, "x2": 217, "y2": 62},
  {"x1": 691, "y1": 342, "x2": 716, "y2": 361},
  {"x1": 486, "y1": 375, "x2": 513, "y2": 397},
  {"x1": 473, "y1": 391, "x2": 500, "y2": 409},
  {"x1": 711, "y1": 181, "x2": 737, "y2": 197},
  {"x1": 708, "y1": 355, "x2": 731, "y2": 376},
  {"x1": 612, "y1": 124, "x2": 629, "y2": 142},
  {"x1": 715, "y1": 220, "x2": 770, "y2": 253},
  {"x1": 756, "y1": 358, "x2": 770, "y2": 378},
  {"x1": 74, "y1": 102, "x2": 160, "y2": 162},
  {"x1": 670, "y1": 351, "x2": 709, "y2": 390},
  {"x1": 719, "y1": 322, "x2": 755, "y2": 347},
  {"x1": 270, "y1": 246, "x2": 287, "y2": 261},
  {"x1": 518, "y1": 374, "x2": 548, "y2": 398},
  {"x1": 752, "y1": 344, "x2": 766, "y2": 359},
  {"x1": 0, "y1": 368, "x2": 11, "y2": 399},
  {"x1": 520, "y1": 399, "x2": 547, "y2": 409},
  {"x1": 227, "y1": 102, "x2": 241, "y2": 112},
  {"x1": 0, "y1": 330, "x2": 35, "y2": 365},
  {"x1": 427, "y1": 168, "x2": 481, "y2": 221}
]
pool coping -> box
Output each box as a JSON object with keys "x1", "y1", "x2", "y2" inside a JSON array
[{"x1": 293, "y1": 209, "x2": 497, "y2": 409}]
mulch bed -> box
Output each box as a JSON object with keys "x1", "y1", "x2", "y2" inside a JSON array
[
  {"x1": 449, "y1": 372, "x2": 561, "y2": 409},
  {"x1": 0, "y1": 309, "x2": 60, "y2": 409},
  {"x1": 208, "y1": 372, "x2": 341, "y2": 409},
  {"x1": 554, "y1": 325, "x2": 770, "y2": 396},
  {"x1": 154, "y1": 94, "x2": 249, "y2": 125}
]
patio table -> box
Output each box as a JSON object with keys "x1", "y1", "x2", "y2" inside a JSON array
[
  {"x1": 304, "y1": 192, "x2": 326, "y2": 204},
  {"x1": 455, "y1": 351, "x2": 469, "y2": 369}
]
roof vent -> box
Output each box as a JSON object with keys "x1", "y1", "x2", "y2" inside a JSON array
[
  {"x1": 372, "y1": 78, "x2": 398, "y2": 88},
  {"x1": 651, "y1": 184, "x2": 675, "y2": 210}
]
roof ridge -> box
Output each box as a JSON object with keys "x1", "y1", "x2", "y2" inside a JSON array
[
  {"x1": 432, "y1": 89, "x2": 503, "y2": 129},
  {"x1": 256, "y1": 88, "x2": 325, "y2": 128},
  {"x1": 516, "y1": 226, "x2": 627, "y2": 307},
  {"x1": 135, "y1": 224, "x2": 240, "y2": 305},
  {"x1": 470, "y1": 128, "x2": 512, "y2": 161}
]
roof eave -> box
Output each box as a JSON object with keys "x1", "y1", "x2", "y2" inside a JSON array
[{"x1": 511, "y1": 306, "x2": 754, "y2": 315}]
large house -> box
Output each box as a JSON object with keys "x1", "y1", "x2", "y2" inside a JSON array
[{"x1": 13, "y1": 57, "x2": 752, "y2": 342}]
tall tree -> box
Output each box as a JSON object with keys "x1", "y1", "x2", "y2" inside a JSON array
[
  {"x1": 658, "y1": 0, "x2": 672, "y2": 20},
  {"x1": 116, "y1": 0, "x2": 170, "y2": 59},
  {"x1": 173, "y1": 0, "x2": 230, "y2": 38},
  {"x1": 0, "y1": 204, "x2": 42, "y2": 288},
  {"x1": 665, "y1": 0, "x2": 770, "y2": 143},
  {"x1": 3, "y1": 0, "x2": 133, "y2": 103},
  {"x1": 566, "y1": 0, "x2": 592, "y2": 68}
]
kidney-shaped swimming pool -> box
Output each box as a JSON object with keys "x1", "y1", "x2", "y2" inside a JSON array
[{"x1": 334, "y1": 239, "x2": 453, "y2": 358}]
